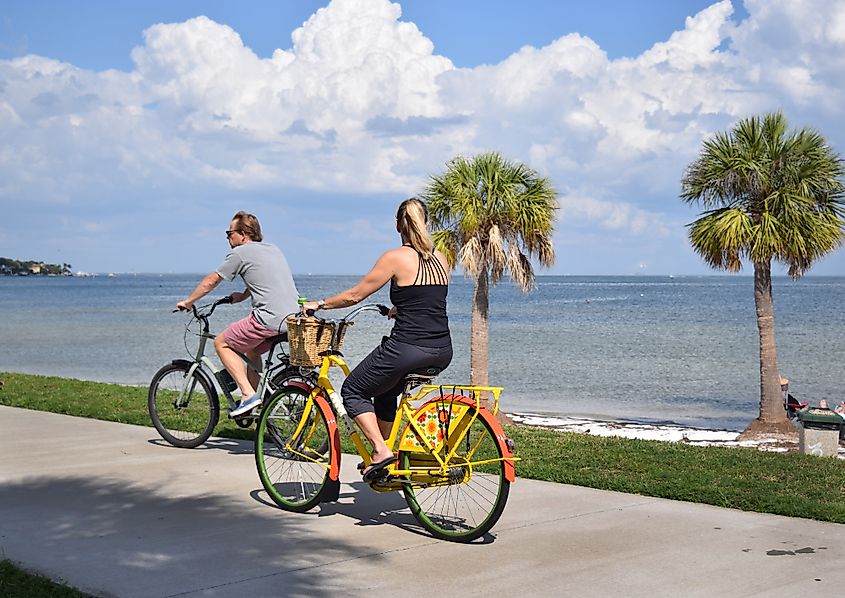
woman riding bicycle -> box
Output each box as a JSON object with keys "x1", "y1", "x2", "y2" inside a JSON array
[{"x1": 301, "y1": 197, "x2": 452, "y2": 479}]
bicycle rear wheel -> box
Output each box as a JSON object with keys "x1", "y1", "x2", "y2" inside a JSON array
[
  {"x1": 255, "y1": 385, "x2": 331, "y2": 512},
  {"x1": 148, "y1": 362, "x2": 219, "y2": 448},
  {"x1": 400, "y1": 406, "x2": 510, "y2": 542}
]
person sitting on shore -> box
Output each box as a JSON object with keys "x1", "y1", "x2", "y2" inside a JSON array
[
  {"x1": 819, "y1": 400, "x2": 845, "y2": 419},
  {"x1": 781, "y1": 377, "x2": 808, "y2": 416}
]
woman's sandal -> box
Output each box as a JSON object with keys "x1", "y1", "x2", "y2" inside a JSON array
[{"x1": 362, "y1": 455, "x2": 398, "y2": 483}]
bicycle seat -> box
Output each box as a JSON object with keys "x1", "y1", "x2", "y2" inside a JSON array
[{"x1": 403, "y1": 367, "x2": 442, "y2": 388}]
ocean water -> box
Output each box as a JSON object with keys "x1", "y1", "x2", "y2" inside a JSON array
[{"x1": 1, "y1": 273, "x2": 843, "y2": 431}]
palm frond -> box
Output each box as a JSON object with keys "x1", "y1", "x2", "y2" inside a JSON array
[
  {"x1": 423, "y1": 151, "x2": 558, "y2": 288},
  {"x1": 432, "y1": 229, "x2": 459, "y2": 270},
  {"x1": 458, "y1": 236, "x2": 484, "y2": 277},
  {"x1": 749, "y1": 212, "x2": 784, "y2": 263},
  {"x1": 487, "y1": 224, "x2": 506, "y2": 284},
  {"x1": 681, "y1": 111, "x2": 845, "y2": 275},
  {"x1": 534, "y1": 234, "x2": 556, "y2": 267},
  {"x1": 687, "y1": 208, "x2": 752, "y2": 271},
  {"x1": 506, "y1": 244, "x2": 535, "y2": 292}
]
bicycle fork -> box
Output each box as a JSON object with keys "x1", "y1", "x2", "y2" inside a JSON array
[{"x1": 176, "y1": 362, "x2": 204, "y2": 408}]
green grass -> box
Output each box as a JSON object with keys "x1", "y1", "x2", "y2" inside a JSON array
[
  {"x1": 509, "y1": 425, "x2": 845, "y2": 522},
  {"x1": 2, "y1": 371, "x2": 844, "y2": 526},
  {"x1": 0, "y1": 559, "x2": 93, "y2": 598},
  {"x1": 0, "y1": 371, "x2": 256, "y2": 441}
]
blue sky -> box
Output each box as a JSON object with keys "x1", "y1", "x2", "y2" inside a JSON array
[
  {"x1": 1, "y1": 0, "x2": 844, "y2": 276},
  {"x1": 1, "y1": 1, "x2": 748, "y2": 69}
]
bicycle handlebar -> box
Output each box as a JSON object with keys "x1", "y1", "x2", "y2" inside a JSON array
[
  {"x1": 172, "y1": 295, "x2": 233, "y2": 316},
  {"x1": 302, "y1": 303, "x2": 390, "y2": 322}
]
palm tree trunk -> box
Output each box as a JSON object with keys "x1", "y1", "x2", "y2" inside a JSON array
[
  {"x1": 469, "y1": 266, "x2": 513, "y2": 425},
  {"x1": 741, "y1": 261, "x2": 793, "y2": 438},
  {"x1": 753, "y1": 261, "x2": 786, "y2": 423},
  {"x1": 470, "y1": 267, "x2": 489, "y2": 387}
]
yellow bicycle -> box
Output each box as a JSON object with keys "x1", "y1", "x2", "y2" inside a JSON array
[{"x1": 254, "y1": 304, "x2": 517, "y2": 542}]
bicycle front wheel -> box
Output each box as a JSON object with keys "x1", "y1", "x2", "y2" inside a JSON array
[
  {"x1": 255, "y1": 386, "x2": 331, "y2": 512},
  {"x1": 148, "y1": 362, "x2": 219, "y2": 448},
  {"x1": 400, "y1": 406, "x2": 510, "y2": 542}
]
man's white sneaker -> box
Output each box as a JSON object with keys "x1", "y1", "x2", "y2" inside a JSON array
[{"x1": 231, "y1": 393, "x2": 261, "y2": 417}]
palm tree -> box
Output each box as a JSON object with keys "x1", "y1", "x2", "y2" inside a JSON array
[
  {"x1": 680, "y1": 112, "x2": 845, "y2": 438},
  {"x1": 422, "y1": 152, "x2": 558, "y2": 390}
]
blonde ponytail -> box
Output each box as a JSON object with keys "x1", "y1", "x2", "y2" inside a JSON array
[{"x1": 396, "y1": 198, "x2": 433, "y2": 257}]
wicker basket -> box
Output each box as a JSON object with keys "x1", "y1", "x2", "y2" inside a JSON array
[{"x1": 286, "y1": 316, "x2": 350, "y2": 367}]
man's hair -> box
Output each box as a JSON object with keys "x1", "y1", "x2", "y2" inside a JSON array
[{"x1": 231, "y1": 211, "x2": 263, "y2": 242}]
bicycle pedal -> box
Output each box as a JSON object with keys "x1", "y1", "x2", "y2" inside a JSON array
[
  {"x1": 367, "y1": 471, "x2": 393, "y2": 487},
  {"x1": 230, "y1": 414, "x2": 255, "y2": 428}
]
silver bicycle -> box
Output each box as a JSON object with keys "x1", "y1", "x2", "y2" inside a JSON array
[{"x1": 148, "y1": 296, "x2": 315, "y2": 448}]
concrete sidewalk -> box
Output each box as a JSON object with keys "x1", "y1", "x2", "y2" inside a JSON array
[{"x1": 1, "y1": 404, "x2": 843, "y2": 597}]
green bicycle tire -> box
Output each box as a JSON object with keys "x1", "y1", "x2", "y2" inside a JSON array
[
  {"x1": 400, "y1": 406, "x2": 510, "y2": 542},
  {"x1": 255, "y1": 385, "x2": 332, "y2": 512}
]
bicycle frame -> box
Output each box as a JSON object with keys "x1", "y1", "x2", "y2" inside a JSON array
[
  {"x1": 173, "y1": 300, "x2": 298, "y2": 413},
  {"x1": 256, "y1": 302, "x2": 517, "y2": 541},
  {"x1": 286, "y1": 307, "x2": 516, "y2": 489},
  {"x1": 391, "y1": 385, "x2": 511, "y2": 480}
]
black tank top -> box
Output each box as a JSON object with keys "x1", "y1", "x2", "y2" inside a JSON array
[{"x1": 389, "y1": 250, "x2": 451, "y2": 348}]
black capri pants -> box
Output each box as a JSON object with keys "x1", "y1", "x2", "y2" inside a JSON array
[{"x1": 342, "y1": 335, "x2": 453, "y2": 421}]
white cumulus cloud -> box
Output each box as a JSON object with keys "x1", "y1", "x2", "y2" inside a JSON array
[
  {"x1": 2, "y1": 0, "x2": 845, "y2": 273},
  {"x1": 559, "y1": 194, "x2": 671, "y2": 237}
]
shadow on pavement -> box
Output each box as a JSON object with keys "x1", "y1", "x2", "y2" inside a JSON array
[
  {"x1": 249, "y1": 479, "x2": 498, "y2": 545},
  {"x1": 0, "y1": 475, "x2": 387, "y2": 597},
  {"x1": 247, "y1": 477, "x2": 436, "y2": 541},
  {"x1": 146, "y1": 436, "x2": 255, "y2": 455}
]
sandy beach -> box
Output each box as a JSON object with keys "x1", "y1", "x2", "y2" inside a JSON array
[{"x1": 509, "y1": 412, "x2": 845, "y2": 459}]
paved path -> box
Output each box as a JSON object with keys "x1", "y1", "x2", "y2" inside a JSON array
[{"x1": 1, "y1": 405, "x2": 843, "y2": 597}]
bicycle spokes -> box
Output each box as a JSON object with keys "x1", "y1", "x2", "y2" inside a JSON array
[
  {"x1": 255, "y1": 386, "x2": 331, "y2": 512},
  {"x1": 148, "y1": 363, "x2": 218, "y2": 449},
  {"x1": 400, "y1": 408, "x2": 510, "y2": 542}
]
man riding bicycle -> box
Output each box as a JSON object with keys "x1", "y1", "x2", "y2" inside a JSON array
[{"x1": 176, "y1": 211, "x2": 299, "y2": 417}]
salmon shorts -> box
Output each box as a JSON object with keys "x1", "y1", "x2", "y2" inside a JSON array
[{"x1": 221, "y1": 313, "x2": 276, "y2": 355}]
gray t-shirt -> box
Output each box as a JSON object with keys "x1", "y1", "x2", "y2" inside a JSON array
[{"x1": 216, "y1": 242, "x2": 299, "y2": 332}]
